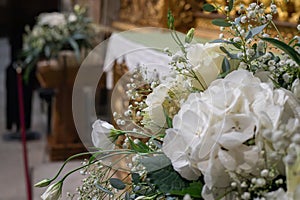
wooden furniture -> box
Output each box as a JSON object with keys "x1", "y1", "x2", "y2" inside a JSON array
[{"x1": 36, "y1": 51, "x2": 86, "y2": 161}]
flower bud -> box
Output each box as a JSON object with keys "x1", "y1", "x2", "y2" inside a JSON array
[
  {"x1": 41, "y1": 182, "x2": 62, "y2": 200},
  {"x1": 185, "y1": 28, "x2": 195, "y2": 44},
  {"x1": 34, "y1": 179, "x2": 51, "y2": 187}
]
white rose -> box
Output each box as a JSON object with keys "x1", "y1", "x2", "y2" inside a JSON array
[
  {"x1": 186, "y1": 43, "x2": 225, "y2": 90},
  {"x1": 91, "y1": 120, "x2": 115, "y2": 150}
]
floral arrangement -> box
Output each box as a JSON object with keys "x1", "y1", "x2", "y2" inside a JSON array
[
  {"x1": 21, "y1": 5, "x2": 95, "y2": 79},
  {"x1": 35, "y1": 1, "x2": 300, "y2": 200}
]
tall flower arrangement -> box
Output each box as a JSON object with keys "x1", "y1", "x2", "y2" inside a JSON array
[
  {"x1": 36, "y1": 1, "x2": 300, "y2": 200},
  {"x1": 21, "y1": 5, "x2": 95, "y2": 80}
]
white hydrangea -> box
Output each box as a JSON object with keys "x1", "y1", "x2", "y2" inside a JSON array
[{"x1": 162, "y1": 70, "x2": 298, "y2": 199}]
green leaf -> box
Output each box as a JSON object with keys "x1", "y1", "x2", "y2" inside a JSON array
[
  {"x1": 95, "y1": 183, "x2": 114, "y2": 195},
  {"x1": 132, "y1": 173, "x2": 140, "y2": 185},
  {"x1": 203, "y1": 4, "x2": 216, "y2": 12},
  {"x1": 228, "y1": 0, "x2": 234, "y2": 12},
  {"x1": 212, "y1": 19, "x2": 231, "y2": 27},
  {"x1": 260, "y1": 37, "x2": 300, "y2": 66},
  {"x1": 220, "y1": 46, "x2": 239, "y2": 59},
  {"x1": 72, "y1": 33, "x2": 87, "y2": 40},
  {"x1": 109, "y1": 178, "x2": 126, "y2": 190},
  {"x1": 210, "y1": 39, "x2": 234, "y2": 44},
  {"x1": 128, "y1": 137, "x2": 151, "y2": 153},
  {"x1": 171, "y1": 181, "x2": 203, "y2": 198},
  {"x1": 245, "y1": 24, "x2": 268, "y2": 40},
  {"x1": 147, "y1": 165, "x2": 189, "y2": 193},
  {"x1": 140, "y1": 155, "x2": 172, "y2": 172},
  {"x1": 163, "y1": 108, "x2": 173, "y2": 128},
  {"x1": 222, "y1": 57, "x2": 231, "y2": 73},
  {"x1": 67, "y1": 37, "x2": 81, "y2": 61}
]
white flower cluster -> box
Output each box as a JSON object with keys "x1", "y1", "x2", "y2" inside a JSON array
[
  {"x1": 162, "y1": 70, "x2": 300, "y2": 199},
  {"x1": 38, "y1": 12, "x2": 66, "y2": 27}
]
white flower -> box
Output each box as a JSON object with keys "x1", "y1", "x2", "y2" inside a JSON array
[
  {"x1": 186, "y1": 43, "x2": 225, "y2": 90},
  {"x1": 241, "y1": 16, "x2": 247, "y2": 23},
  {"x1": 38, "y1": 12, "x2": 66, "y2": 27},
  {"x1": 143, "y1": 84, "x2": 169, "y2": 134},
  {"x1": 162, "y1": 70, "x2": 294, "y2": 198},
  {"x1": 183, "y1": 194, "x2": 192, "y2": 200},
  {"x1": 143, "y1": 75, "x2": 190, "y2": 134},
  {"x1": 292, "y1": 79, "x2": 300, "y2": 100},
  {"x1": 162, "y1": 127, "x2": 202, "y2": 180},
  {"x1": 264, "y1": 188, "x2": 288, "y2": 200},
  {"x1": 41, "y1": 182, "x2": 62, "y2": 200},
  {"x1": 91, "y1": 120, "x2": 115, "y2": 150},
  {"x1": 68, "y1": 13, "x2": 77, "y2": 22}
]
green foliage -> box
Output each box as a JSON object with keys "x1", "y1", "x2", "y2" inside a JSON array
[
  {"x1": 21, "y1": 5, "x2": 95, "y2": 82},
  {"x1": 149, "y1": 166, "x2": 189, "y2": 193},
  {"x1": 163, "y1": 108, "x2": 173, "y2": 128},
  {"x1": 140, "y1": 155, "x2": 171, "y2": 172},
  {"x1": 109, "y1": 178, "x2": 126, "y2": 190},
  {"x1": 222, "y1": 56, "x2": 231, "y2": 74},
  {"x1": 203, "y1": 4, "x2": 216, "y2": 12},
  {"x1": 131, "y1": 173, "x2": 140, "y2": 185},
  {"x1": 95, "y1": 183, "x2": 114, "y2": 196},
  {"x1": 171, "y1": 181, "x2": 203, "y2": 198},
  {"x1": 260, "y1": 37, "x2": 300, "y2": 66},
  {"x1": 220, "y1": 46, "x2": 239, "y2": 59},
  {"x1": 228, "y1": 0, "x2": 234, "y2": 12},
  {"x1": 245, "y1": 24, "x2": 268, "y2": 40},
  {"x1": 212, "y1": 19, "x2": 231, "y2": 27},
  {"x1": 128, "y1": 137, "x2": 152, "y2": 153}
]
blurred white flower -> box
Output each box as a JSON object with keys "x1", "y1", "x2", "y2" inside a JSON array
[
  {"x1": 68, "y1": 13, "x2": 77, "y2": 22},
  {"x1": 38, "y1": 12, "x2": 66, "y2": 27}
]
